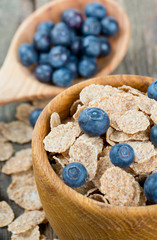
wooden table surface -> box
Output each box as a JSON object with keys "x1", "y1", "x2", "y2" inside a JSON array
[{"x1": 0, "y1": 0, "x2": 157, "y2": 239}]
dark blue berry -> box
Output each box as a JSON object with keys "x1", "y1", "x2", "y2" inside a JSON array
[
  {"x1": 38, "y1": 53, "x2": 49, "y2": 64},
  {"x1": 109, "y1": 143, "x2": 134, "y2": 168},
  {"x1": 78, "y1": 58, "x2": 97, "y2": 78},
  {"x1": 18, "y1": 43, "x2": 38, "y2": 66},
  {"x1": 37, "y1": 21, "x2": 54, "y2": 33},
  {"x1": 29, "y1": 109, "x2": 42, "y2": 127},
  {"x1": 81, "y1": 55, "x2": 97, "y2": 64},
  {"x1": 101, "y1": 17, "x2": 119, "y2": 37},
  {"x1": 144, "y1": 173, "x2": 157, "y2": 203},
  {"x1": 33, "y1": 32, "x2": 51, "y2": 52},
  {"x1": 147, "y1": 80, "x2": 157, "y2": 101},
  {"x1": 85, "y1": 2, "x2": 106, "y2": 20},
  {"x1": 50, "y1": 22, "x2": 71, "y2": 46},
  {"x1": 49, "y1": 46, "x2": 70, "y2": 68},
  {"x1": 69, "y1": 28, "x2": 77, "y2": 41},
  {"x1": 70, "y1": 37, "x2": 82, "y2": 55},
  {"x1": 52, "y1": 67, "x2": 73, "y2": 87},
  {"x1": 34, "y1": 64, "x2": 53, "y2": 83},
  {"x1": 99, "y1": 37, "x2": 111, "y2": 56},
  {"x1": 62, "y1": 162, "x2": 88, "y2": 188},
  {"x1": 150, "y1": 125, "x2": 157, "y2": 147},
  {"x1": 78, "y1": 107, "x2": 110, "y2": 136},
  {"x1": 82, "y1": 36, "x2": 101, "y2": 57},
  {"x1": 65, "y1": 56, "x2": 78, "y2": 78},
  {"x1": 62, "y1": 9, "x2": 84, "y2": 29},
  {"x1": 82, "y1": 17, "x2": 101, "y2": 36}
]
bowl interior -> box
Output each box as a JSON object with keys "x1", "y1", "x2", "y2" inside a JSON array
[
  {"x1": 33, "y1": 74, "x2": 156, "y2": 211},
  {"x1": 12, "y1": 0, "x2": 130, "y2": 86}
]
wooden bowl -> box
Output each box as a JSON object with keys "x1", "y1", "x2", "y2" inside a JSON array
[
  {"x1": 32, "y1": 75, "x2": 157, "y2": 240},
  {"x1": 0, "y1": 0, "x2": 130, "y2": 105}
]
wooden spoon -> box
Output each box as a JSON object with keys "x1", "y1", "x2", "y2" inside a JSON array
[{"x1": 0, "y1": 0, "x2": 130, "y2": 105}]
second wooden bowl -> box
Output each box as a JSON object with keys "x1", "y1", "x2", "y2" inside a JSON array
[{"x1": 32, "y1": 75, "x2": 157, "y2": 240}]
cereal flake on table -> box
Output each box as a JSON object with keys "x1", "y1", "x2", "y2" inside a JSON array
[
  {"x1": 11, "y1": 225, "x2": 40, "y2": 240},
  {"x1": 1, "y1": 121, "x2": 33, "y2": 143},
  {"x1": 8, "y1": 210, "x2": 46, "y2": 234},
  {"x1": 0, "y1": 201, "x2": 14, "y2": 227},
  {"x1": 0, "y1": 142, "x2": 14, "y2": 161},
  {"x1": 2, "y1": 148, "x2": 32, "y2": 174},
  {"x1": 15, "y1": 103, "x2": 35, "y2": 125},
  {"x1": 8, "y1": 184, "x2": 42, "y2": 211}
]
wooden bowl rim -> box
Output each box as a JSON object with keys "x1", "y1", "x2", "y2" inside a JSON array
[
  {"x1": 7, "y1": 0, "x2": 131, "y2": 95},
  {"x1": 33, "y1": 74, "x2": 157, "y2": 215}
]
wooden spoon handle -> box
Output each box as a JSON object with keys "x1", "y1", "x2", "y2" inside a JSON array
[{"x1": 0, "y1": 60, "x2": 61, "y2": 106}]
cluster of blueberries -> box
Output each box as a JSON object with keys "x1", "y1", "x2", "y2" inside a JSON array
[{"x1": 18, "y1": 2, "x2": 118, "y2": 87}]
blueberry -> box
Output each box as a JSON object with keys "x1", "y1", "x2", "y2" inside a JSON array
[
  {"x1": 81, "y1": 55, "x2": 97, "y2": 64},
  {"x1": 62, "y1": 162, "x2": 88, "y2": 188},
  {"x1": 50, "y1": 22, "x2": 71, "y2": 46},
  {"x1": 85, "y1": 2, "x2": 106, "y2": 20},
  {"x1": 65, "y1": 56, "x2": 78, "y2": 78},
  {"x1": 82, "y1": 17, "x2": 101, "y2": 36},
  {"x1": 18, "y1": 43, "x2": 38, "y2": 66},
  {"x1": 69, "y1": 28, "x2": 77, "y2": 41},
  {"x1": 150, "y1": 125, "x2": 157, "y2": 147},
  {"x1": 78, "y1": 58, "x2": 97, "y2": 78},
  {"x1": 144, "y1": 173, "x2": 157, "y2": 203},
  {"x1": 49, "y1": 46, "x2": 70, "y2": 68},
  {"x1": 70, "y1": 37, "x2": 82, "y2": 55},
  {"x1": 37, "y1": 21, "x2": 54, "y2": 33},
  {"x1": 147, "y1": 80, "x2": 157, "y2": 101},
  {"x1": 33, "y1": 32, "x2": 51, "y2": 52},
  {"x1": 62, "y1": 8, "x2": 84, "y2": 29},
  {"x1": 99, "y1": 37, "x2": 111, "y2": 56},
  {"x1": 78, "y1": 107, "x2": 110, "y2": 136},
  {"x1": 34, "y1": 64, "x2": 53, "y2": 83},
  {"x1": 109, "y1": 143, "x2": 134, "y2": 168},
  {"x1": 101, "y1": 17, "x2": 119, "y2": 37},
  {"x1": 82, "y1": 36, "x2": 101, "y2": 57},
  {"x1": 38, "y1": 53, "x2": 49, "y2": 64},
  {"x1": 29, "y1": 109, "x2": 42, "y2": 127},
  {"x1": 52, "y1": 67, "x2": 73, "y2": 87}
]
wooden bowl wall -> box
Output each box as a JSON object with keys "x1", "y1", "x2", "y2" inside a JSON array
[{"x1": 32, "y1": 75, "x2": 157, "y2": 240}]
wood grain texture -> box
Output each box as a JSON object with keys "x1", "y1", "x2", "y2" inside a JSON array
[
  {"x1": 32, "y1": 75, "x2": 157, "y2": 240},
  {"x1": 0, "y1": 0, "x2": 130, "y2": 105},
  {"x1": 114, "y1": 0, "x2": 157, "y2": 77}
]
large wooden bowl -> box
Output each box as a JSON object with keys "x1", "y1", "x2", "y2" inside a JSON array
[
  {"x1": 32, "y1": 75, "x2": 157, "y2": 240},
  {"x1": 0, "y1": 0, "x2": 130, "y2": 105}
]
